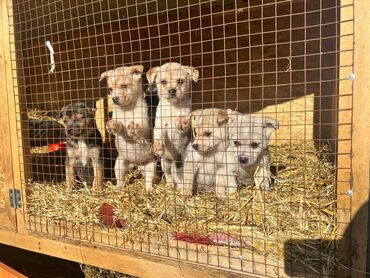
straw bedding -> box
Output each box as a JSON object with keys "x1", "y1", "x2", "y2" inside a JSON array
[{"x1": 27, "y1": 139, "x2": 337, "y2": 274}]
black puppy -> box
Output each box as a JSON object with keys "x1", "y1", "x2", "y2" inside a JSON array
[{"x1": 57, "y1": 102, "x2": 103, "y2": 191}]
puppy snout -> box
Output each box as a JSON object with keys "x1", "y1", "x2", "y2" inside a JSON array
[
  {"x1": 239, "y1": 156, "x2": 249, "y2": 164},
  {"x1": 112, "y1": 97, "x2": 119, "y2": 104},
  {"x1": 192, "y1": 144, "x2": 199, "y2": 151},
  {"x1": 168, "y1": 89, "x2": 177, "y2": 98}
]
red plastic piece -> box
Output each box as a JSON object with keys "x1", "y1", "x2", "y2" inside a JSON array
[{"x1": 48, "y1": 142, "x2": 67, "y2": 152}]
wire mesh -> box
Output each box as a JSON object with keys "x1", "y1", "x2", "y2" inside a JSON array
[{"x1": 7, "y1": 0, "x2": 354, "y2": 276}]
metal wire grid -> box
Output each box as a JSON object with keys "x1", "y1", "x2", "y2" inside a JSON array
[{"x1": 7, "y1": 0, "x2": 354, "y2": 276}]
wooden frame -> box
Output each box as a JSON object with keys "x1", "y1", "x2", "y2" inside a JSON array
[{"x1": 0, "y1": 0, "x2": 369, "y2": 277}]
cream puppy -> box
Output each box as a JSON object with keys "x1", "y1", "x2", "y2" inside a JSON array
[
  {"x1": 227, "y1": 113, "x2": 279, "y2": 190},
  {"x1": 100, "y1": 65, "x2": 156, "y2": 191},
  {"x1": 146, "y1": 62, "x2": 199, "y2": 182},
  {"x1": 173, "y1": 108, "x2": 238, "y2": 197}
]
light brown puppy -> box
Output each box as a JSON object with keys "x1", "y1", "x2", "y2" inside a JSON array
[
  {"x1": 100, "y1": 65, "x2": 156, "y2": 191},
  {"x1": 146, "y1": 62, "x2": 199, "y2": 183},
  {"x1": 227, "y1": 113, "x2": 279, "y2": 190},
  {"x1": 173, "y1": 108, "x2": 238, "y2": 197}
]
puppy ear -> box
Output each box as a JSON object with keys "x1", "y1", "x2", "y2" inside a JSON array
[
  {"x1": 183, "y1": 66, "x2": 199, "y2": 82},
  {"x1": 217, "y1": 109, "x2": 229, "y2": 125},
  {"x1": 131, "y1": 65, "x2": 144, "y2": 80},
  {"x1": 99, "y1": 70, "x2": 114, "y2": 82},
  {"x1": 146, "y1": 67, "x2": 160, "y2": 84},
  {"x1": 262, "y1": 116, "x2": 279, "y2": 138}
]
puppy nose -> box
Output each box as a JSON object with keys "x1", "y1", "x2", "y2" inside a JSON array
[
  {"x1": 112, "y1": 97, "x2": 119, "y2": 104},
  {"x1": 239, "y1": 156, "x2": 249, "y2": 164},
  {"x1": 168, "y1": 89, "x2": 176, "y2": 97},
  {"x1": 192, "y1": 144, "x2": 199, "y2": 151}
]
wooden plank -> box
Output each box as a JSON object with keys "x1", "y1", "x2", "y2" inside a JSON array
[
  {"x1": 0, "y1": 0, "x2": 16, "y2": 229},
  {"x1": 347, "y1": 1, "x2": 370, "y2": 277},
  {"x1": 0, "y1": 262, "x2": 27, "y2": 278},
  {"x1": 0, "y1": 228, "x2": 257, "y2": 278}
]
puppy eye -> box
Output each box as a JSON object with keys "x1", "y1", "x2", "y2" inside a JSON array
[
  {"x1": 177, "y1": 79, "x2": 184, "y2": 85},
  {"x1": 204, "y1": 131, "x2": 212, "y2": 137},
  {"x1": 233, "y1": 140, "x2": 241, "y2": 147},
  {"x1": 160, "y1": 80, "x2": 167, "y2": 85},
  {"x1": 121, "y1": 84, "x2": 128, "y2": 89},
  {"x1": 251, "y1": 142, "x2": 260, "y2": 149}
]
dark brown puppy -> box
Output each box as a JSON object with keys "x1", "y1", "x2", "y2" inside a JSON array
[{"x1": 57, "y1": 102, "x2": 103, "y2": 191}]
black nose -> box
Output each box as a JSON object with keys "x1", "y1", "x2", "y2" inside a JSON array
[
  {"x1": 192, "y1": 144, "x2": 199, "y2": 151},
  {"x1": 239, "y1": 156, "x2": 248, "y2": 164},
  {"x1": 169, "y1": 89, "x2": 177, "y2": 97},
  {"x1": 67, "y1": 129, "x2": 73, "y2": 135},
  {"x1": 112, "y1": 97, "x2": 119, "y2": 104}
]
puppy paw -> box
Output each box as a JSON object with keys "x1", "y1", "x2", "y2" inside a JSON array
[
  {"x1": 106, "y1": 120, "x2": 123, "y2": 134},
  {"x1": 153, "y1": 140, "x2": 164, "y2": 156},
  {"x1": 126, "y1": 122, "x2": 143, "y2": 140},
  {"x1": 177, "y1": 115, "x2": 190, "y2": 131}
]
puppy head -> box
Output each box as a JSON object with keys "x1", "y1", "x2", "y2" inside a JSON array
[
  {"x1": 146, "y1": 62, "x2": 198, "y2": 104},
  {"x1": 99, "y1": 65, "x2": 144, "y2": 107},
  {"x1": 56, "y1": 102, "x2": 97, "y2": 139},
  {"x1": 191, "y1": 108, "x2": 229, "y2": 154},
  {"x1": 229, "y1": 115, "x2": 279, "y2": 166}
]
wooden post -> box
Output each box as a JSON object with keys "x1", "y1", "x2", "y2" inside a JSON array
[
  {"x1": 0, "y1": 0, "x2": 17, "y2": 229},
  {"x1": 337, "y1": 1, "x2": 370, "y2": 277},
  {"x1": 348, "y1": 1, "x2": 370, "y2": 276}
]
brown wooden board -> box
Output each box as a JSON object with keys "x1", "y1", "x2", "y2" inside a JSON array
[{"x1": 0, "y1": 0, "x2": 17, "y2": 230}]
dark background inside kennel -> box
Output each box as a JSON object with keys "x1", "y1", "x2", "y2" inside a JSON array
[{"x1": 12, "y1": 0, "x2": 341, "y2": 180}]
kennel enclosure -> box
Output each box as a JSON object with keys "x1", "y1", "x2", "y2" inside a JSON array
[{"x1": 0, "y1": 0, "x2": 369, "y2": 277}]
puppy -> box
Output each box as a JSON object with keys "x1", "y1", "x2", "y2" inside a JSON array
[
  {"x1": 99, "y1": 65, "x2": 156, "y2": 191},
  {"x1": 173, "y1": 108, "x2": 238, "y2": 197},
  {"x1": 58, "y1": 102, "x2": 103, "y2": 191},
  {"x1": 146, "y1": 62, "x2": 199, "y2": 183},
  {"x1": 227, "y1": 114, "x2": 279, "y2": 190}
]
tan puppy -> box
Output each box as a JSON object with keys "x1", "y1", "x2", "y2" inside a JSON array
[
  {"x1": 146, "y1": 62, "x2": 199, "y2": 183},
  {"x1": 100, "y1": 65, "x2": 156, "y2": 191},
  {"x1": 173, "y1": 108, "x2": 238, "y2": 197},
  {"x1": 227, "y1": 113, "x2": 279, "y2": 190}
]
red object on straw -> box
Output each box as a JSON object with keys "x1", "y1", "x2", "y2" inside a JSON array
[
  {"x1": 98, "y1": 203, "x2": 128, "y2": 228},
  {"x1": 172, "y1": 232, "x2": 214, "y2": 245},
  {"x1": 48, "y1": 142, "x2": 67, "y2": 152}
]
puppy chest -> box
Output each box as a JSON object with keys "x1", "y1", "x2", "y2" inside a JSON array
[{"x1": 68, "y1": 141, "x2": 98, "y2": 167}]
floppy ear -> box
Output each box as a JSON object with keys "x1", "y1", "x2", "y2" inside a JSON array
[
  {"x1": 99, "y1": 70, "x2": 114, "y2": 82},
  {"x1": 262, "y1": 116, "x2": 279, "y2": 138},
  {"x1": 217, "y1": 109, "x2": 229, "y2": 125},
  {"x1": 183, "y1": 66, "x2": 199, "y2": 82},
  {"x1": 146, "y1": 66, "x2": 160, "y2": 84},
  {"x1": 131, "y1": 65, "x2": 144, "y2": 80}
]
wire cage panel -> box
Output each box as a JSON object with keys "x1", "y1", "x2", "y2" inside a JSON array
[{"x1": 7, "y1": 0, "x2": 356, "y2": 277}]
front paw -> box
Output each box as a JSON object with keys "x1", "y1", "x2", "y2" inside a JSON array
[
  {"x1": 126, "y1": 122, "x2": 142, "y2": 140},
  {"x1": 177, "y1": 116, "x2": 190, "y2": 131},
  {"x1": 106, "y1": 120, "x2": 123, "y2": 134},
  {"x1": 153, "y1": 140, "x2": 164, "y2": 157}
]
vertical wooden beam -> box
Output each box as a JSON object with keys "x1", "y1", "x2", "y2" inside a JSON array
[
  {"x1": 0, "y1": 0, "x2": 16, "y2": 229},
  {"x1": 348, "y1": 1, "x2": 370, "y2": 276},
  {"x1": 0, "y1": 0, "x2": 29, "y2": 232},
  {"x1": 338, "y1": 1, "x2": 370, "y2": 277}
]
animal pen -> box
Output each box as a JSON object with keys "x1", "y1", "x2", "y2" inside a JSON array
[{"x1": 0, "y1": 0, "x2": 369, "y2": 277}]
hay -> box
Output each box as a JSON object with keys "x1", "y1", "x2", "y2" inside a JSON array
[
  {"x1": 26, "y1": 141, "x2": 337, "y2": 274},
  {"x1": 81, "y1": 264, "x2": 134, "y2": 278}
]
